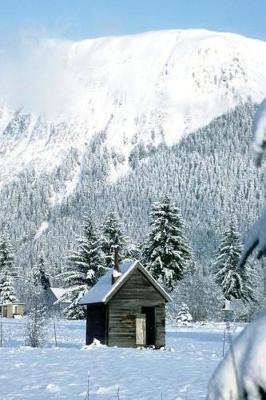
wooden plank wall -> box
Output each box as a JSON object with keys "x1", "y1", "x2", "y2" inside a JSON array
[
  {"x1": 108, "y1": 268, "x2": 166, "y2": 347},
  {"x1": 155, "y1": 303, "x2": 165, "y2": 347}
]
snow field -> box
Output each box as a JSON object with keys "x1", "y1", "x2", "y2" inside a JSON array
[{"x1": 0, "y1": 319, "x2": 242, "y2": 400}]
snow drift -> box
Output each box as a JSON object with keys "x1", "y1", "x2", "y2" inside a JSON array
[{"x1": 208, "y1": 311, "x2": 266, "y2": 400}]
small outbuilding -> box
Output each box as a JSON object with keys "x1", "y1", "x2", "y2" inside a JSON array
[
  {"x1": 0, "y1": 303, "x2": 25, "y2": 318},
  {"x1": 45, "y1": 287, "x2": 71, "y2": 314},
  {"x1": 79, "y1": 259, "x2": 171, "y2": 348}
]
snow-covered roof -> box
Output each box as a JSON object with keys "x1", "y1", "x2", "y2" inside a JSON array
[
  {"x1": 50, "y1": 287, "x2": 69, "y2": 301},
  {"x1": 79, "y1": 259, "x2": 171, "y2": 305}
]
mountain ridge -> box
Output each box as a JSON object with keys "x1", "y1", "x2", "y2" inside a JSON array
[{"x1": 0, "y1": 29, "x2": 266, "y2": 188}]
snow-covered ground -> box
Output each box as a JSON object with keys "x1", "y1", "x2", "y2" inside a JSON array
[{"x1": 0, "y1": 319, "x2": 244, "y2": 400}]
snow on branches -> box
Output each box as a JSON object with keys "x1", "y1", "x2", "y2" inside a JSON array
[
  {"x1": 143, "y1": 195, "x2": 191, "y2": 290},
  {"x1": 0, "y1": 235, "x2": 17, "y2": 304},
  {"x1": 212, "y1": 220, "x2": 254, "y2": 303}
]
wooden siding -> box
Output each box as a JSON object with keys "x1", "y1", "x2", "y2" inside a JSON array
[
  {"x1": 155, "y1": 303, "x2": 165, "y2": 348},
  {"x1": 108, "y1": 268, "x2": 166, "y2": 348}
]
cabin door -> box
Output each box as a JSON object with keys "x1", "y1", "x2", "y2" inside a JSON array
[
  {"x1": 141, "y1": 307, "x2": 156, "y2": 346},
  {"x1": 136, "y1": 314, "x2": 146, "y2": 346}
]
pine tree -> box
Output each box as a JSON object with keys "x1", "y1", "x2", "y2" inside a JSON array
[
  {"x1": 175, "y1": 303, "x2": 193, "y2": 325},
  {"x1": 241, "y1": 262, "x2": 255, "y2": 303},
  {"x1": 22, "y1": 267, "x2": 44, "y2": 312},
  {"x1": 212, "y1": 220, "x2": 254, "y2": 303},
  {"x1": 33, "y1": 256, "x2": 51, "y2": 290},
  {"x1": 24, "y1": 304, "x2": 48, "y2": 347},
  {"x1": 29, "y1": 256, "x2": 51, "y2": 311},
  {"x1": 0, "y1": 269, "x2": 17, "y2": 304},
  {"x1": 0, "y1": 236, "x2": 14, "y2": 275},
  {"x1": 0, "y1": 236, "x2": 17, "y2": 304},
  {"x1": 101, "y1": 212, "x2": 127, "y2": 268},
  {"x1": 143, "y1": 196, "x2": 191, "y2": 289},
  {"x1": 24, "y1": 270, "x2": 48, "y2": 347},
  {"x1": 64, "y1": 216, "x2": 105, "y2": 319},
  {"x1": 125, "y1": 242, "x2": 142, "y2": 260}
]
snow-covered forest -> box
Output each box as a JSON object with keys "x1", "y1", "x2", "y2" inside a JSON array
[
  {"x1": 1, "y1": 103, "x2": 263, "y2": 264},
  {"x1": 0, "y1": 102, "x2": 264, "y2": 319}
]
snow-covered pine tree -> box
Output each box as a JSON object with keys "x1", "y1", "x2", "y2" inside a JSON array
[
  {"x1": 22, "y1": 266, "x2": 45, "y2": 312},
  {"x1": 33, "y1": 255, "x2": 51, "y2": 290},
  {"x1": 38, "y1": 256, "x2": 51, "y2": 290},
  {"x1": 0, "y1": 236, "x2": 14, "y2": 275},
  {"x1": 0, "y1": 269, "x2": 17, "y2": 304},
  {"x1": 24, "y1": 303, "x2": 48, "y2": 347},
  {"x1": 24, "y1": 270, "x2": 48, "y2": 347},
  {"x1": 125, "y1": 241, "x2": 142, "y2": 260},
  {"x1": 0, "y1": 236, "x2": 17, "y2": 304},
  {"x1": 175, "y1": 302, "x2": 193, "y2": 325},
  {"x1": 101, "y1": 212, "x2": 127, "y2": 268},
  {"x1": 212, "y1": 220, "x2": 254, "y2": 303},
  {"x1": 28, "y1": 256, "x2": 52, "y2": 311},
  {"x1": 143, "y1": 195, "x2": 191, "y2": 290},
  {"x1": 64, "y1": 216, "x2": 105, "y2": 319},
  {"x1": 240, "y1": 261, "x2": 255, "y2": 304}
]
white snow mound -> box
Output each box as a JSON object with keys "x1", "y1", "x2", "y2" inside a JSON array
[{"x1": 208, "y1": 311, "x2": 266, "y2": 400}]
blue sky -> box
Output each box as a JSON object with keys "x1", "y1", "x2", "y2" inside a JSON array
[{"x1": 1, "y1": 0, "x2": 266, "y2": 42}]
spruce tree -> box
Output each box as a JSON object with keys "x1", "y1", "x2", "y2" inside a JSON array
[
  {"x1": 213, "y1": 220, "x2": 254, "y2": 303},
  {"x1": 0, "y1": 236, "x2": 17, "y2": 304},
  {"x1": 29, "y1": 256, "x2": 51, "y2": 311},
  {"x1": 64, "y1": 216, "x2": 105, "y2": 319},
  {"x1": 143, "y1": 196, "x2": 191, "y2": 289},
  {"x1": 175, "y1": 303, "x2": 193, "y2": 325},
  {"x1": 101, "y1": 212, "x2": 127, "y2": 268},
  {"x1": 24, "y1": 304, "x2": 48, "y2": 347},
  {"x1": 125, "y1": 242, "x2": 142, "y2": 260},
  {"x1": 24, "y1": 268, "x2": 48, "y2": 347},
  {"x1": 0, "y1": 269, "x2": 17, "y2": 304},
  {"x1": 32, "y1": 256, "x2": 51, "y2": 290},
  {"x1": 0, "y1": 236, "x2": 14, "y2": 276}
]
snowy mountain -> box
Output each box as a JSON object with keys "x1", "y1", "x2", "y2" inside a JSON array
[
  {"x1": 1, "y1": 29, "x2": 266, "y2": 277},
  {"x1": 1, "y1": 29, "x2": 266, "y2": 187}
]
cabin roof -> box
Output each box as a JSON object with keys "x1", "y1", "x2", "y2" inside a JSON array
[
  {"x1": 49, "y1": 287, "x2": 69, "y2": 301},
  {"x1": 79, "y1": 259, "x2": 171, "y2": 305}
]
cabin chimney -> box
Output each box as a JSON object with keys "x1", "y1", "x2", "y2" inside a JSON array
[{"x1": 112, "y1": 235, "x2": 121, "y2": 284}]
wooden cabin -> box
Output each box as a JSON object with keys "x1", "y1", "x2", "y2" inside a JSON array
[
  {"x1": 79, "y1": 259, "x2": 171, "y2": 348},
  {"x1": 45, "y1": 287, "x2": 71, "y2": 315},
  {"x1": 0, "y1": 303, "x2": 25, "y2": 318}
]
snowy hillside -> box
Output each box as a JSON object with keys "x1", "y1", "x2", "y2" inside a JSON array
[{"x1": 1, "y1": 29, "x2": 266, "y2": 184}]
